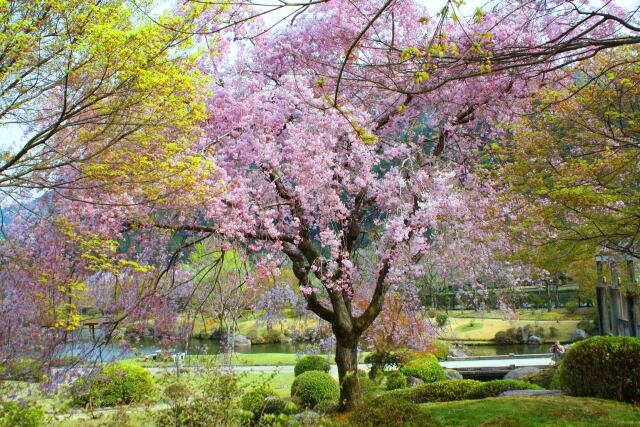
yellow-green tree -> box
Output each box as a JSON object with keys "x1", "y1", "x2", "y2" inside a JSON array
[
  {"x1": 495, "y1": 47, "x2": 640, "y2": 278},
  {"x1": 0, "y1": 0, "x2": 213, "y2": 199}
]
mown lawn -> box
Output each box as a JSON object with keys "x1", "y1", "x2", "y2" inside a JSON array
[
  {"x1": 445, "y1": 317, "x2": 579, "y2": 342},
  {"x1": 422, "y1": 396, "x2": 640, "y2": 426}
]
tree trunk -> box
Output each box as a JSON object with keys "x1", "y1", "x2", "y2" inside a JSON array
[{"x1": 335, "y1": 333, "x2": 361, "y2": 411}]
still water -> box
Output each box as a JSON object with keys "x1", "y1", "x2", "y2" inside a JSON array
[{"x1": 63, "y1": 334, "x2": 548, "y2": 361}]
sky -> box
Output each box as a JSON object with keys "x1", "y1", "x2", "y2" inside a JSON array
[{"x1": 1, "y1": 0, "x2": 639, "y2": 149}]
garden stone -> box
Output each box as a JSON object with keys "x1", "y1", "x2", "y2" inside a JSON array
[
  {"x1": 288, "y1": 411, "x2": 321, "y2": 426},
  {"x1": 499, "y1": 389, "x2": 566, "y2": 397},
  {"x1": 445, "y1": 369, "x2": 463, "y2": 380},
  {"x1": 571, "y1": 329, "x2": 587, "y2": 341},
  {"x1": 233, "y1": 334, "x2": 252, "y2": 347},
  {"x1": 528, "y1": 335, "x2": 542, "y2": 345},
  {"x1": 406, "y1": 376, "x2": 425, "y2": 387},
  {"x1": 504, "y1": 366, "x2": 541, "y2": 380}
]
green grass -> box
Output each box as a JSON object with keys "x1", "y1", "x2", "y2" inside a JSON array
[
  {"x1": 421, "y1": 396, "x2": 640, "y2": 426},
  {"x1": 444, "y1": 317, "x2": 579, "y2": 342}
]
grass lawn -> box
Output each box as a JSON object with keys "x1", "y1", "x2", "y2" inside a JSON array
[
  {"x1": 422, "y1": 396, "x2": 640, "y2": 426},
  {"x1": 445, "y1": 317, "x2": 579, "y2": 342},
  {"x1": 449, "y1": 308, "x2": 594, "y2": 321}
]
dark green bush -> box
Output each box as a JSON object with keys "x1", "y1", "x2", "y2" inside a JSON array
[
  {"x1": 0, "y1": 401, "x2": 45, "y2": 427},
  {"x1": 463, "y1": 380, "x2": 541, "y2": 399},
  {"x1": 349, "y1": 395, "x2": 434, "y2": 427},
  {"x1": 559, "y1": 336, "x2": 640, "y2": 403},
  {"x1": 400, "y1": 355, "x2": 445, "y2": 383},
  {"x1": 385, "y1": 370, "x2": 407, "y2": 391},
  {"x1": 385, "y1": 379, "x2": 481, "y2": 403},
  {"x1": 241, "y1": 384, "x2": 279, "y2": 419},
  {"x1": 294, "y1": 355, "x2": 330, "y2": 377},
  {"x1": 71, "y1": 362, "x2": 154, "y2": 407},
  {"x1": 290, "y1": 371, "x2": 339, "y2": 408},
  {"x1": 549, "y1": 326, "x2": 559, "y2": 338}
]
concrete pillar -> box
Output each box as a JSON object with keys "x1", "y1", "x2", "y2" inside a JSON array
[
  {"x1": 610, "y1": 261, "x2": 621, "y2": 336},
  {"x1": 595, "y1": 256, "x2": 610, "y2": 335}
]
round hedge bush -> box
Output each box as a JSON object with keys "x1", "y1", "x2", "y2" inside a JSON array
[
  {"x1": 400, "y1": 355, "x2": 446, "y2": 384},
  {"x1": 290, "y1": 371, "x2": 339, "y2": 408},
  {"x1": 463, "y1": 379, "x2": 541, "y2": 399},
  {"x1": 559, "y1": 336, "x2": 640, "y2": 403},
  {"x1": 385, "y1": 370, "x2": 407, "y2": 391},
  {"x1": 72, "y1": 362, "x2": 154, "y2": 407},
  {"x1": 240, "y1": 384, "x2": 279, "y2": 418},
  {"x1": 294, "y1": 355, "x2": 331, "y2": 377}
]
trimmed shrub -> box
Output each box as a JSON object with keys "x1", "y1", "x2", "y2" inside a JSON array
[
  {"x1": 349, "y1": 395, "x2": 433, "y2": 427},
  {"x1": 385, "y1": 370, "x2": 407, "y2": 391},
  {"x1": 400, "y1": 355, "x2": 445, "y2": 384},
  {"x1": 241, "y1": 384, "x2": 279, "y2": 419},
  {"x1": 0, "y1": 401, "x2": 44, "y2": 427},
  {"x1": 294, "y1": 355, "x2": 330, "y2": 377},
  {"x1": 283, "y1": 401, "x2": 298, "y2": 415},
  {"x1": 290, "y1": 371, "x2": 339, "y2": 408},
  {"x1": 559, "y1": 336, "x2": 640, "y2": 403},
  {"x1": 385, "y1": 379, "x2": 481, "y2": 403},
  {"x1": 71, "y1": 362, "x2": 154, "y2": 407},
  {"x1": 464, "y1": 380, "x2": 541, "y2": 399}
]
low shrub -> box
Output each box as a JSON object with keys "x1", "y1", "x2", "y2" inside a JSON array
[
  {"x1": 155, "y1": 368, "x2": 245, "y2": 427},
  {"x1": 71, "y1": 362, "x2": 154, "y2": 407},
  {"x1": 548, "y1": 326, "x2": 559, "y2": 338},
  {"x1": 559, "y1": 336, "x2": 640, "y2": 403},
  {"x1": 435, "y1": 313, "x2": 449, "y2": 327},
  {"x1": 349, "y1": 396, "x2": 433, "y2": 427},
  {"x1": 464, "y1": 380, "x2": 541, "y2": 399},
  {"x1": 294, "y1": 355, "x2": 330, "y2": 377},
  {"x1": 385, "y1": 370, "x2": 407, "y2": 391},
  {"x1": 0, "y1": 401, "x2": 45, "y2": 427},
  {"x1": 565, "y1": 301, "x2": 578, "y2": 314},
  {"x1": 241, "y1": 385, "x2": 279, "y2": 419},
  {"x1": 400, "y1": 355, "x2": 446, "y2": 384},
  {"x1": 385, "y1": 379, "x2": 481, "y2": 403},
  {"x1": 290, "y1": 371, "x2": 339, "y2": 408}
]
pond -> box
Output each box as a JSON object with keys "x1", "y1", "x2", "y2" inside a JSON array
[{"x1": 63, "y1": 334, "x2": 549, "y2": 362}]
